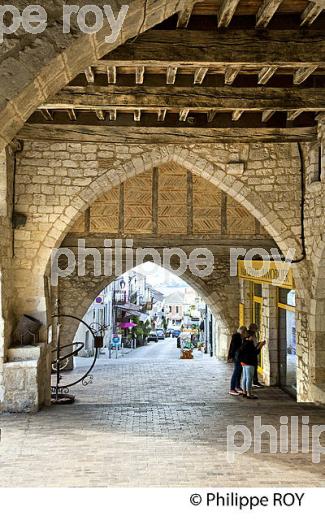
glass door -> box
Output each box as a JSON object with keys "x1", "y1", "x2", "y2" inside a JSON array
[{"x1": 278, "y1": 289, "x2": 296, "y2": 396}]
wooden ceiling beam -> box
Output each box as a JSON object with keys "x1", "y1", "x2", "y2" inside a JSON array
[
  {"x1": 100, "y1": 30, "x2": 325, "y2": 67},
  {"x1": 256, "y1": 0, "x2": 284, "y2": 28},
  {"x1": 218, "y1": 0, "x2": 240, "y2": 28},
  {"x1": 301, "y1": 2, "x2": 323, "y2": 26},
  {"x1": 43, "y1": 85, "x2": 325, "y2": 112},
  {"x1": 18, "y1": 124, "x2": 317, "y2": 144}
]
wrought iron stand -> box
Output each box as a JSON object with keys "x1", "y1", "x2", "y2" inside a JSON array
[{"x1": 51, "y1": 314, "x2": 105, "y2": 405}]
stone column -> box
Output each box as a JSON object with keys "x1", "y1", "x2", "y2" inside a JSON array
[
  {"x1": 317, "y1": 114, "x2": 325, "y2": 182},
  {"x1": 0, "y1": 146, "x2": 14, "y2": 409},
  {"x1": 240, "y1": 278, "x2": 253, "y2": 327},
  {"x1": 261, "y1": 283, "x2": 278, "y2": 386}
]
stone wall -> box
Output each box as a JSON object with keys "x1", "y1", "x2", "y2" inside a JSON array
[{"x1": 2, "y1": 138, "x2": 325, "y2": 410}]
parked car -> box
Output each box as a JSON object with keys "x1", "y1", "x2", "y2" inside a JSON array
[
  {"x1": 156, "y1": 328, "x2": 165, "y2": 340},
  {"x1": 165, "y1": 328, "x2": 173, "y2": 338},
  {"x1": 172, "y1": 329, "x2": 181, "y2": 338},
  {"x1": 148, "y1": 331, "x2": 159, "y2": 343}
]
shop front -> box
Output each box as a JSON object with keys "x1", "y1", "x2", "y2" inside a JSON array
[{"x1": 238, "y1": 261, "x2": 296, "y2": 396}]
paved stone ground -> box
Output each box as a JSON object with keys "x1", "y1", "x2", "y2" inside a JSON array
[{"x1": 1, "y1": 338, "x2": 325, "y2": 487}]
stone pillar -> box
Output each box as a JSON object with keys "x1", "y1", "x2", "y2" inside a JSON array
[
  {"x1": 240, "y1": 278, "x2": 253, "y2": 326},
  {"x1": 261, "y1": 283, "x2": 278, "y2": 386},
  {"x1": 0, "y1": 146, "x2": 14, "y2": 410},
  {"x1": 317, "y1": 114, "x2": 325, "y2": 182}
]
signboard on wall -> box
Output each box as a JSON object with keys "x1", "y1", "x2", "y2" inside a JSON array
[{"x1": 237, "y1": 260, "x2": 295, "y2": 289}]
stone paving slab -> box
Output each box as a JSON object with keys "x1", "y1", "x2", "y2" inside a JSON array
[{"x1": 0, "y1": 340, "x2": 325, "y2": 487}]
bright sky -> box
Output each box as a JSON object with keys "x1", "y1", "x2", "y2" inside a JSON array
[{"x1": 132, "y1": 263, "x2": 188, "y2": 295}]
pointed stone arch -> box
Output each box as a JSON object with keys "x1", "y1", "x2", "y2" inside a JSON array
[
  {"x1": 59, "y1": 260, "x2": 237, "y2": 352},
  {"x1": 37, "y1": 145, "x2": 298, "y2": 275}
]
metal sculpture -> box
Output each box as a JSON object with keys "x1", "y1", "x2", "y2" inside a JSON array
[{"x1": 51, "y1": 314, "x2": 107, "y2": 405}]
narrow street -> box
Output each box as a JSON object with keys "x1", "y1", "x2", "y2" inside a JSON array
[{"x1": 1, "y1": 337, "x2": 325, "y2": 487}]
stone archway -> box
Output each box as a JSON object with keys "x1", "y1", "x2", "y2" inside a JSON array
[
  {"x1": 57, "y1": 259, "x2": 237, "y2": 356},
  {"x1": 11, "y1": 143, "x2": 303, "y2": 335},
  {"x1": 38, "y1": 145, "x2": 299, "y2": 271}
]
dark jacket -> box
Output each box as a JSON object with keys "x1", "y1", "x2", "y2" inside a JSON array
[
  {"x1": 228, "y1": 332, "x2": 243, "y2": 361},
  {"x1": 238, "y1": 339, "x2": 258, "y2": 367}
]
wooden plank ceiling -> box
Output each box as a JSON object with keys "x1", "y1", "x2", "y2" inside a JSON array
[{"x1": 21, "y1": 0, "x2": 325, "y2": 143}]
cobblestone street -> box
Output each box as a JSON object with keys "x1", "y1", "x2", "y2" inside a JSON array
[{"x1": 1, "y1": 338, "x2": 325, "y2": 487}]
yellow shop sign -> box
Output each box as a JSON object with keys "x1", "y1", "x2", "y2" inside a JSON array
[{"x1": 238, "y1": 260, "x2": 294, "y2": 289}]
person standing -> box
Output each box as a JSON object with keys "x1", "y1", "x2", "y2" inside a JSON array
[
  {"x1": 228, "y1": 326, "x2": 247, "y2": 396},
  {"x1": 248, "y1": 323, "x2": 265, "y2": 388},
  {"x1": 238, "y1": 332, "x2": 265, "y2": 399}
]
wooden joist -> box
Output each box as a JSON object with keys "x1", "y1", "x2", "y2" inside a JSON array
[
  {"x1": 42, "y1": 85, "x2": 325, "y2": 112},
  {"x1": 107, "y1": 66, "x2": 117, "y2": 84},
  {"x1": 134, "y1": 109, "x2": 142, "y2": 122},
  {"x1": 135, "y1": 66, "x2": 145, "y2": 85},
  {"x1": 166, "y1": 66, "x2": 178, "y2": 85},
  {"x1": 177, "y1": 0, "x2": 195, "y2": 28},
  {"x1": 179, "y1": 109, "x2": 190, "y2": 122},
  {"x1": 256, "y1": 0, "x2": 284, "y2": 28},
  {"x1": 207, "y1": 110, "x2": 217, "y2": 123},
  {"x1": 224, "y1": 66, "x2": 241, "y2": 85},
  {"x1": 218, "y1": 0, "x2": 240, "y2": 28},
  {"x1": 84, "y1": 67, "x2": 94, "y2": 84},
  {"x1": 258, "y1": 66, "x2": 278, "y2": 85},
  {"x1": 301, "y1": 2, "x2": 323, "y2": 26},
  {"x1": 287, "y1": 110, "x2": 304, "y2": 121},
  {"x1": 18, "y1": 124, "x2": 317, "y2": 144},
  {"x1": 232, "y1": 110, "x2": 244, "y2": 121},
  {"x1": 67, "y1": 109, "x2": 77, "y2": 121},
  {"x1": 293, "y1": 66, "x2": 318, "y2": 85},
  {"x1": 262, "y1": 110, "x2": 276, "y2": 123},
  {"x1": 108, "y1": 109, "x2": 117, "y2": 121},
  {"x1": 194, "y1": 67, "x2": 209, "y2": 85},
  {"x1": 157, "y1": 109, "x2": 167, "y2": 122},
  {"x1": 95, "y1": 110, "x2": 105, "y2": 121},
  {"x1": 40, "y1": 109, "x2": 53, "y2": 121}
]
